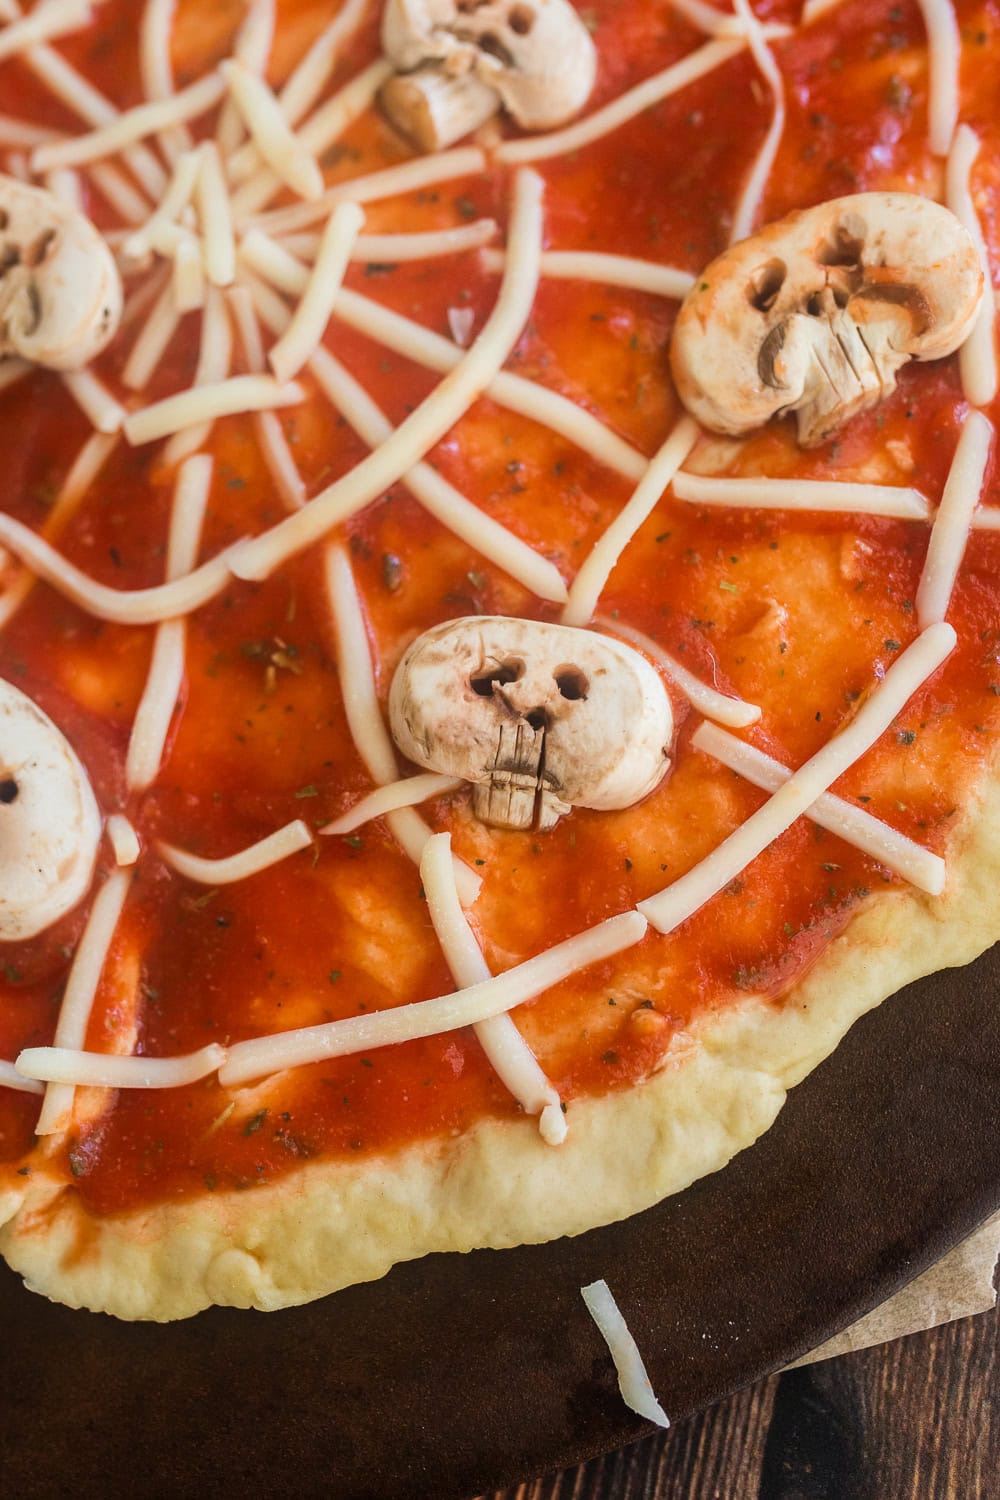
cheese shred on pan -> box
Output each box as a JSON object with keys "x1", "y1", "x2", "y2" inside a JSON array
[
  {"x1": 580, "y1": 1280, "x2": 670, "y2": 1429},
  {"x1": 124, "y1": 374, "x2": 303, "y2": 446},
  {"x1": 672, "y1": 472, "x2": 932, "y2": 519},
  {"x1": 17, "y1": 1044, "x2": 227, "y2": 1090},
  {"x1": 946, "y1": 125, "x2": 999, "y2": 408},
  {"x1": 268, "y1": 201, "x2": 364, "y2": 382},
  {"x1": 916, "y1": 411, "x2": 992, "y2": 629}
]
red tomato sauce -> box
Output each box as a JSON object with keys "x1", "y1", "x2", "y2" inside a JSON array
[{"x1": 0, "y1": 0, "x2": 999, "y2": 1215}]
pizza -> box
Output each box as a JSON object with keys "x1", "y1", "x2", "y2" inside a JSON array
[{"x1": 0, "y1": 0, "x2": 998, "y2": 1326}]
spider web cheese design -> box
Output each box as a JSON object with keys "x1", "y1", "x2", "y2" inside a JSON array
[{"x1": 0, "y1": 0, "x2": 998, "y2": 1319}]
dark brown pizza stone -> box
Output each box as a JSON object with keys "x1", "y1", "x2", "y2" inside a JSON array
[{"x1": 0, "y1": 942, "x2": 997, "y2": 1500}]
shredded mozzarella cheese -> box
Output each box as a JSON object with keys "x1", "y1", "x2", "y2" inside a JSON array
[
  {"x1": 915, "y1": 0, "x2": 959, "y2": 155},
  {"x1": 672, "y1": 471, "x2": 931, "y2": 519},
  {"x1": 639, "y1": 623, "x2": 957, "y2": 933},
  {"x1": 421, "y1": 834, "x2": 566, "y2": 1145},
  {"x1": 219, "y1": 911, "x2": 647, "y2": 1086},
  {"x1": 916, "y1": 411, "x2": 992, "y2": 628},
  {"x1": 61, "y1": 369, "x2": 126, "y2": 434},
  {"x1": 18, "y1": 1044, "x2": 227, "y2": 1090},
  {"x1": 268, "y1": 201, "x2": 364, "y2": 381},
  {"x1": 37, "y1": 869, "x2": 132, "y2": 1135},
  {"x1": 228, "y1": 286, "x2": 307, "y2": 510},
  {"x1": 562, "y1": 418, "x2": 699, "y2": 626},
  {"x1": 729, "y1": 0, "x2": 785, "y2": 242},
  {"x1": 31, "y1": 71, "x2": 225, "y2": 173},
  {"x1": 480, "y1": 248, "x2": 695, "y2": 299},
  {"x1": 222, "y1": 59, "x2": 324, "y2": 202},
  {"x1": 125, "y1": 374, "x2": 302, "y2": 446},
  {"x1": 122, "y1": 281, "x2": 181, "y2": 390},
  {"x1": 595, "y1": 615, "x2": 761, "y2": 729},
  {"x1": 230, "y1": 170, "x2": 544, "y2": 581},
  {"x1": 279, "y1": 219, "x2": 499, "y2": 264},
  {"x1": 0, "y1": 1059, "x2": 43, "y2": 1095},
  {"x1": 581, "y1": 1280, "x2": 670, "y2": 1428},
  {"x1": 945, "y1": 125, "x2": 998, "y2": 408},
  {"x1": 321, "y1": 774, "x2": 463, "y2": 836},
  {"x1": 106, "y1": 813, "x2": 141, "y2": 867},
  {"x1": 160, "y1": 821, "x2": 314, "y2": 884},
  {"x1": 692, "y1": 721, "x2": 946, "y2": 894},
  {"x1": 496, "y1": 39, "x2": 744, "y2": 164},
  {"x1": 0, "y1": 0, "x2": 93, "y2": 65}
]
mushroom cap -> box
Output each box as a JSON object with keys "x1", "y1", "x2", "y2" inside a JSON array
[
  {"x1": 389, "y1": 616, "x2": 673, "y2": 830},
  {"x1": 0, "y1": 174, "x2": 122, "y2": 371},
  {"x1": 0, "y1": 678, "x2": 102, "y2": 941},
  {"x1": 381, "y1": 0, "x2": 596, "y2": 137},
  {"x1": 670, "y1": 192, "x2": 984, "y2": 446}
]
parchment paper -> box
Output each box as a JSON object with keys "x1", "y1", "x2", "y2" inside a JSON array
[{"x1": 790, "y1": 1208, "x2": 1000, "y2": 1366}]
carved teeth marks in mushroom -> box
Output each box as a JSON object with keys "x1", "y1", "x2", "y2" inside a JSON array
[
  {"x1": 0, "y1": 679, "x2": 101, "y2": 941},
  {"x1": 389, "y1": 616, "x2": 674, "y2": 832},
  {"x1": 670, "y1": 193, "x2": 984, "y2": 448},
  {"x1": 0, "y1": 175, "x2": 122, "y2": 372},
  {"x1": 379, "y1": 0, "x2": 597, "y2": 152}
]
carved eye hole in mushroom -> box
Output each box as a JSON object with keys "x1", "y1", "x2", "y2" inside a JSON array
[
  {"x1": 470, "y1": 658, "x2": 524, "y2": 696},
  {"x1": 508, "y1": 4, "x2": 534, "y2": 33},
  {"x1": 747, "y1": 258, "x2": 786, "y2": 314},
  {"x1": 0, "y1": 778, "x2": 19, "y2": 804},
  {"x1": 472, "y1": 30, "x2": 515, "y2": 65},
  {"x1": 554, "y1": 666, "x2": 588, "y2": 701}
]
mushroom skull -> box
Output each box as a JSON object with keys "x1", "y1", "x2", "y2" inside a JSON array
[
  {"x1": 380, "y1": 0, "x2": 597, "y2": 152},
  {"x1": 0, "y1": 175, "x2": 122, "y2": 371},
  {"x1": 670, "y1": 193, "x2": 984, "y2": 447},
  {"x1": 388, "y1": 616, "x2": 673, "y2": 831},
  {"x1": 0, "y1": 678, "x2": 101, "y2": 941}
]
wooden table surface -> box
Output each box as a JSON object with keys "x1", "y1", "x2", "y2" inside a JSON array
[{"x1": 485, "y1": 1287, "x2": 1000, "y2": 1500}]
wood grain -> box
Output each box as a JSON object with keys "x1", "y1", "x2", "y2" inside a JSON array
[{"x1": 484, "y1": 1294, "x2": 1000, "y2": 1500}]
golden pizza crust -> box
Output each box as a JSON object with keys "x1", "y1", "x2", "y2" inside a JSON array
[{"x1": 0, "y1": 763, "x2": 995, "y2": 1321}]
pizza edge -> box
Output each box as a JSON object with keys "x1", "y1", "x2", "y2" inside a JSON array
[{"x1": 0, "y1": 762, "x2": 995, "y2": 1323}]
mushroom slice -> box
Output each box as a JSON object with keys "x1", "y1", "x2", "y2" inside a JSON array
[
  {"x1": 0, "y1": 175, "x2": 122, "y2": 371},
  {"x1": 0, "y1": 678, "x2": 101, "y2": 941},
  {"x1": 380, "y1": 0, "x2": 597, "y2": 151},
  {"x1": 388, "y1": 616, "x2": 673, "y2": 832},
  {"x1": 670, "y1": 193, "x2": 984, "y2": 447}
]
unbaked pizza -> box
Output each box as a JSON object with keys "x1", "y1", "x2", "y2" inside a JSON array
[{"x1": 0, "y1": 0, "x2": 998, "y2": 1325}]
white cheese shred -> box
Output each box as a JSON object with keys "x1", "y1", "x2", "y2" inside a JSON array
[
  {"x1": 0, "y1": 0, "x2": 92, "y2": 65},
  {"x1": 915, "y1": 0, "x2": 959, "y2": 156},
  {"x1": 221, "y1": 58, "x2": 324, "y2": 203},
  {"x1": 106, "y1": 813, "x2": 141, "y2": 867},
  {"x1": 162, "y1": 284, "x2": 235, "y2": 464},
  {"x1": 639, "y1": 622, "x2": 957, "y2": 934},
  {"x1": 230, "y1": 58, "x2": 391, "y2": 219},
  {"x1": 421, "y1": 833, "x2": 567, "y2": 1144},
  {"x1": 0, "y1": 112, "x2": 58, "y2": 147},
  {"x1": 122, "y1": 281, "x2": 181, "y2": 390},
  {"x1": 126, "y1": 455, "x2": 214, "y2": 790},
  {"x1": 31, "y1": 70, "x2": 226, "y2": 173},
  {"x1": 321, "y1": 774, "x2": 463, "y2": 836},
  {"x1": 122, "y1": 146, "x2": 202, "y2": 265},
  {"x1": 480, "y1": 248, "x2": 695, "y2": 300},
  {"x1": 667, "y1": 0, "x2": 790, "y2": 37},
  {"x1": 562, "y1": 418, "x2": 699, "y2": 626},
  {"x1": 268, "y1": 202, "x2": 364, "y2": 382},
  {"x1": 595, "y1": 615, "x2": 761, "y2": 729},
  {"x1": 228, "y1": 286, "x2": 307, "y2": 510},
  {"x1": 324, "y1": 544, "x2": 481, "y2": 906},
  {"x1": 945, "y1": 125, "x2": 998, "y2": 408},
  {"x1": 125, "y1": 374, "x2": 303, "y2": 446},
  {"x1": 160, "y1": 820, "x2": 314, "y2": 884},
  {"x1": 672, "y1": 471, "x2": 931, "y2": 519},
  {"x1": 279, "y1": 219, "x2": 498, "y2": 265},
  {"x1": 495, "y1": 38, "x2": 744, "y2": 165},
  {"x1": 87, "y1": 161, "x2": 152, "y2": 225},
  {"x1": 0, "y1": 1059, "x2": 43, "y2": 1096},
  {"x1": 17, "y1": 1043, "x2": 227, "y2": 1090},
  {"x1": 219, "y1": 910, "x2": 647, "y2": 1086},
  {"x1": 729, "y1": 0, "x2": 785, "y2": 243},
  {"x1": 230, "y1": 169, "x2": 545, "y2": 581},
  {"x1": 916, "y1": 410, "x2": 992, "y2": 628},
  {"x1": 278, "y1": 0, "x2": 369, "y2": 128},
  {"x1": 196, "y1": 141, "x2": 237, "y2": 288},
  {"x1": 37, "y1": 869, "x2": 132, "y2": 1136},
  {"x1": 247, "y1": 148, "x2": 487, "y2": 237},
  {"x1": 0, "y1": 511, "x2": 236, "y2": 624},
  {"x1": 139, "y1": 0, "x2": 194, "y2": 163},
  {"x1": 580, "y1": 1280, "x2": 670, "y2": 1429},
  {"x1": 693, "y1": 721, "x2": 946, "y2": 894},
  {"x1": 60, "y1": 369, "x2": 126, "y2": 434},
  {"x1": 172, "y1": 235, "x2": 206, "y2": 313}
]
